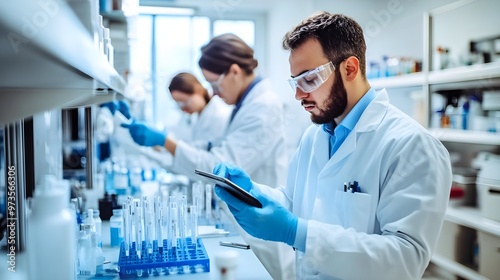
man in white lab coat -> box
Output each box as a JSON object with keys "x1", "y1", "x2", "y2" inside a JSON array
[
  {"x1": 122, "y1": 33, "x2": 295, "y2": 279},
  {"x1": 213, "y1": 12, "x2": 452, "y2": 279}
]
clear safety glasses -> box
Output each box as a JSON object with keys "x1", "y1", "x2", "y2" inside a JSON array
[
  {"x1": 209, "y1": 72, "x2": 226, "y2": 94},
  {"x1": 288, "y1": 61, "x2": 335, "y2": 93}
]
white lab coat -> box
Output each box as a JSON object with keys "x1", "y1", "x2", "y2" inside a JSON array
[
  {"x1": 135, "y1": 96, "x2": 232, "y2": 169},
  {"x1": 255, "y1": 89, "x2": 452, "y2": 280},
  {"x1": 172, "y1": 78, "x2": 296, "y2": 279},
  {"x1": 190, "y1": 95, "x2": 232, "y2": 146}
]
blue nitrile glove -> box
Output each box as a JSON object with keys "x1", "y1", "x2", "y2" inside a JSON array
[
  {"x1": 213, "y1": 162, "x2": 253, "y2": 191},
  {"x1": 215, "y1": 185, "x2": 298, "y2": 246},
  {"x1": 121, "y1": 121, "x2": 167, "y2": 147},
  {"x1": 100, "y1": 101, "x2": 118, "y2": 114},
  {"x1": 100, "y1": 100, "x2": 132, "y2": 119},
  {"x1": 116, "y1": 100, "x2": 132, "y2": 119}
]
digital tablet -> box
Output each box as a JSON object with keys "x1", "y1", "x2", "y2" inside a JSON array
[{"x1": 194, "y1": 169, "x2": 263, "y2": 208}]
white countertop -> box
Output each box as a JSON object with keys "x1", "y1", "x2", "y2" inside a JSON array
[{"x1": 0, "y1": 221, "x2": 272, "y2": 280}]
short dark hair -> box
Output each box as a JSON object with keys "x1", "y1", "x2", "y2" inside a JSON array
[
  {"x1": 198, "y1": 33, "x2": 258, "y2": 75},
  {"x1": 282, "y1": 12, "x2": 366, "y2": 78},
  {"x1": 168, "y1": 72, "x2": 210, "y2": 103}
]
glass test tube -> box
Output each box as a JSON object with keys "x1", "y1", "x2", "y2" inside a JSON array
[
  {"x1": 129, "y1": 199, "x2": 136, "y2": 246},
  {"x1": 179, "y1": 195, "x2": 187, "y2": 255},
  {"x1": 192, "y1": 181, "x2": 204, "y2": 217},
  {"x1": 123, "y1": 202, "x2": 130, "y2": 256},
  {"x1": 142, "y1": 196, "x2": 153, "y2": 255},
  {"x1": 133, "y1": 199, "x2": 143, "y2": 258},
  {"x1": 205, "y1": 184, "x2": 212, "y2": 221},
  {"x1": 190, "y1": 205, "x2": 198, "y2": 247},
  {"x1": 162, "y1": 196, "x2": 169, "y2": 241},
  {"x1": 126, "y1": 197, "x2": 134, "y2": 255},
  {"x1": 154, "y1": 196, "x2": 163, "y2": 248},
  {"x1": 169, "y1": 196, "x2": 178, "y2": 251}
]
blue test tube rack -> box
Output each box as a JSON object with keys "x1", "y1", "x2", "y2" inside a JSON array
[{"x1": 118, "y1": 238, "x2": 210, "y2": 278}]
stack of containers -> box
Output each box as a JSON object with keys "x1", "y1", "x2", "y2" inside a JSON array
[{"x1": 475, "y1": 153, "x2": 500, "y2": 279}]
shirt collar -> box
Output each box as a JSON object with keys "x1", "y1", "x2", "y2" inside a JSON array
[
  {"x1": 322, "y1": 87, "x2": 377, "y2": 136},
  {"x1": 229, "y1": 76, "x2": 262, "y2": 122},
  {"x1": 235, "y1": 76, "x2": 262, "y2": 110}
]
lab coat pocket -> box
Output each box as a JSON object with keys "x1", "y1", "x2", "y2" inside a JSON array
[{"x1": 334, "y1": 190, "x2": 372, "y2": 232}]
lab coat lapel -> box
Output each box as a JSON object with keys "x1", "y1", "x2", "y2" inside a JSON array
[
  {"x1": 327, "y1": 132, "x2": 356, "y2": 166},
  {"x1": 312, "y1": 128, "x2": 330, "y2": 171},
  {"x1": 318, "y1": 131, "x2": 357, "y2": 178},
  {"x1": 318, "y1": 89, "x2": 389, "y2": 177}
]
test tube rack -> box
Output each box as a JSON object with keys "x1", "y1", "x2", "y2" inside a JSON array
[{"x1": 118, "y1": 238, "x2": 210, "y2": 278}]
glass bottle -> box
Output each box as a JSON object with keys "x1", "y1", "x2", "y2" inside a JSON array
[
  {"x1": 110, "y1": 209, "x2": 124, "y2": 247},
  {"x1": 93, "y1": 209, "x2": 102, "y2": 247}
]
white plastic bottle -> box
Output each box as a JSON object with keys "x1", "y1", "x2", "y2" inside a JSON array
[{"x1": 28, "y1": 174, "x2": 76, "y2": 280}]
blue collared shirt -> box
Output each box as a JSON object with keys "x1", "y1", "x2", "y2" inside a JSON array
[
  {"x1": 293, "y1": 87, "x2": 378, "y2": 252},
  {"x1": 323, "y1": 87, "x2": 377, "y2": 157}
]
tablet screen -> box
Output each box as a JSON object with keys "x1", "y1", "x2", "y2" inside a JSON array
[{"x1": 194, "y1": 169, "x2": 262, "y2": 208}]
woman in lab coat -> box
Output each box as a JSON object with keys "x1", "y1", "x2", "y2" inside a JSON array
[
  {"x1": 122, "y1": 33, "x2": 295, "y2": 279},
  {"x1": 167, "y1": 72, "x2": 231, "y2": 147},
  {"x1": 213, "y1": 13, "x2": 452, "y2": 279}
]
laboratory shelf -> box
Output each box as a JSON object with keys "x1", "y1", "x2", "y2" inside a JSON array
[
  {"x1": 368, "y1": 72, "x2": 425, "y2": 90},
  {"x1": 430, "y1": 254, "x2": 489, "y2": 280},
  {"x1": 444, "y1": 206, "x2": 500, "y2": 238},
  {"x1": 428, "y1": 62, "x2": 500, "y2": 85},
  {"x1": 101, "y1": 11, "x2": 128, "y2": 22},
  {"x1": 429, "y1": 128, "x2": 500, "y2": 145},
  {"x1": 0, "y1": 0, "x2": 127, "y2": 124}
]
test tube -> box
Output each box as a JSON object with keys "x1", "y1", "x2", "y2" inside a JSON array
[
  {"x1": 169, "y1": 196, "x2": 178, "y2": 252},
  {"x1": 154, "y1": 196, "x2": 163, "y2": 249},
  {"x1": 133, "y1": 199, "x2": 143, "y2": 258},
  {"x1": 190, "y1": 205, "x2": 198, "y2": 248},
  {"x1": 205, "y1": 184, "x2": 212, "y2": 221},
  {"x1": 192, "y1": 181, "x2": 204, "y2": 217},
  {"x1": 162, "y1": 196, "x2": 169, "y2": 241},
  {"x1": 142, "y1": 196, "x2": 153, "y2": 255},
  {"x1": 179, "y1": 195, "x2": 187, "y2": 257},
  {"x1": 129, "y1": 200, "x2": 136, "y2": 251},
  {"x1": 123, "y1": 202, "x2": 130, "y2": 256}
]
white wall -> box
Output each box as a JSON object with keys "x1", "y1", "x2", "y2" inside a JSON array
[
  {"x1": 140, "y1": 0, "x2": 500, "y2": 155},
  {"x1": 355, "y1": 0, "x2": 456, "y2": 65},
  {"x1": 263, "y1": 0, "x2": 315, "y2": 158},
  {"x1": 432, "y1": 0, "x2": 500, "y2": 70}
]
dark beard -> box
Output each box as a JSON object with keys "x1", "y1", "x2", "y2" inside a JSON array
[{"x1": 311, "y1": 69, "x2": 348, "y2": 124}]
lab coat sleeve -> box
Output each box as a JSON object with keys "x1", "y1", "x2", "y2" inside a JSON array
[
  {"x1": 301, "y1": 132, "x2": 452, "y2": 280},
  {"x1": 171, "y1": 96, "x2": 285, "y2": 185},
  {"x1": 253, "y1": 182, "x2": 292, "y2": 209}
]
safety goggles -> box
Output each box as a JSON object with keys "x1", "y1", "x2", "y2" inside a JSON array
[
  {"x1": 209, "y1": 72, "x2": 226, "y2": 94},
  {"x1": 288, "y1": 61, "x2": 335, "y2": 93}
]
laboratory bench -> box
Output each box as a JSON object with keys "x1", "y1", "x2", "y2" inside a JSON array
[{"x1": 0, "y1": 221, "x2": 272, "y2": 280}]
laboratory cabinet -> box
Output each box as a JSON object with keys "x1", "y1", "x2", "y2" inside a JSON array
[
  {"x1": 369, "y1": 1, "x2": 500, "y2": 279},
  {"x1": 0, "y1": 0, "x2": 127, "y2": 258},
  {"x1": 0, "y1": 0, "x2": 127, "y2": 124}
]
